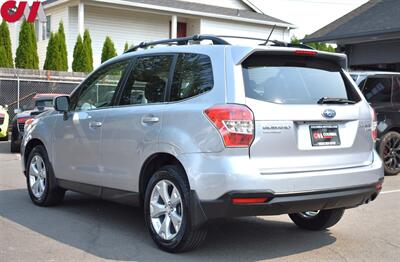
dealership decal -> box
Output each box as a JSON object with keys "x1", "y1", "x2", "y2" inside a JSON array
[{"x1": 1, "y1": 1, "x2": 45, "y2": 23}]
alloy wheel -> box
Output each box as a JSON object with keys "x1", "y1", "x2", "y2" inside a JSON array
[
  {"x1": 150, "y1": 180, "x2": 183, "y2": 240},
  {"x1": 29, "y1": 155, "x2": 47, "y2": 198},
  {"x1": 383, "y1": 137, "x2": 400, "y2": 171}
]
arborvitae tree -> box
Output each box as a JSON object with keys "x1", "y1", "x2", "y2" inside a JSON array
[
  {"x1": 0, "y1": 46, "x2": 7, "y2": 68},
  {"x1": 15, "y1": 20, "x2": 39, "y2": 69},
  {"x1": 82, "y1": 29, "x2": 93, "y2": 72},
  {"x1": 291, "y1": 36, "x2": 336, "y2": 53},
  {"x1": 72, "y1": 35, "x2": 83, "y2": 72},
  {"x1": 101, "y1": 36, "x2": 117, "y2": 63},
  {"x1": 0, "y1": 21, "x2": 14, "y2": 68},
  {"x1": 57, "y1": 22, "x2": 68, "y2": 71},
  {"x1": 44, "y1": 33, "x2": 62, "y2": 71},
  {"x1": 124, "y1": 42, "x2": 129, "y2": 52}
]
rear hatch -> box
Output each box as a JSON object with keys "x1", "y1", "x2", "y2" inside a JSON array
[{"x1": 242, "y1": 50, "x2": 374, "y2": 173}]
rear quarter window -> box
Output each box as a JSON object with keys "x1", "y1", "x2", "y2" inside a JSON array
[
  {"x1": 242, "y1": 54, "x2": 360, "y2": 105},
  {"x1": 170, "y1": 53, "x2": 213, "y2": 102},
  {"x1": 362, "y1": 77, "x2": 392, "y2": 103}
]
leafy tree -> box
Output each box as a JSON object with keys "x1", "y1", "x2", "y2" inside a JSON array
[
  {"x1": 15, "y1": 20, "x2": 39, "y2": 69},
  {"x1": 44, "y1": 33, "x2": 62, "y2": 70},
  {"x1": 124, "y1": 42, "x2": 129, "y2": 52},
  {"x1": 101, "y1": 36, "x2": 117, "y2": 63},
  {"x1": 0, "y1": 21, "x2": 14, "y2": 68},
  {"x1": 291, "y1": 36, "x2": 336, "y2": 53},
  {"x1": 57, "y1": 22, "x2": 68, "y2": 71},
  {"x1": 72, "y1": 34, "x2": 83, "y2": 72},
  {"x1": 82, "y1": 29, "x2": 93, "y2": 72}
]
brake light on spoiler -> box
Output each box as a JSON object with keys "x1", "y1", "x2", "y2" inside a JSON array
[{"x1": 294, "y1": 50, "x2": 318, "y2": 56}]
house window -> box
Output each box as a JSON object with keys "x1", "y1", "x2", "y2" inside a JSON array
[{"x1": 45, "y1": 16, "x2": 51, "y2": 40}]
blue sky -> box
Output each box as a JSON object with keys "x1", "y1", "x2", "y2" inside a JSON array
[{"x1": 251, "y1": 0, "x2": 369, "y2": 38}]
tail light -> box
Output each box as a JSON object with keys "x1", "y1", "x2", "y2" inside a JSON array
[
  {"x1": 0, "y1": 113, "x2": 4, "y2": 118},
  {"x1": 17, "y1": 117, "x2": 32, "y2": 124},
  {"x1": 370, "y1": 107, "x2": 377, "y2": 142},
  {"x1": 204, "y1": 104, "x2": 254, "y2": 148}
]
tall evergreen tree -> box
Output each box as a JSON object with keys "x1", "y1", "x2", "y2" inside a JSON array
[
  {"x1": 82, "y1": 29, "x2": 93, "y2": 72},
  {"x1": 101, "y1": 36, "x2": 117, "y2": 63},
  {"x1": 72, "y1": 34, "x2": 83, "y2": 72},
  {"x1": 57, "y1": 22, "x2": 68, "y2": 71},
  {"x1": 0, "y1": 21, "x2": 14, "y2": 68},
  {"x1": 44, "y1": 33, "x2": 61, "y2": 71},
  {"x1": 124, "y1": 42, "x2": 129, "y2": 52},
  {"x1": 15, "y1": 20, "x2": 39, "y2": 69}
]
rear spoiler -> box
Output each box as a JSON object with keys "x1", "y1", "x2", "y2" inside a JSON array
[{"x1": 232, "y1": 47, "x2": 348, "y2": 69}]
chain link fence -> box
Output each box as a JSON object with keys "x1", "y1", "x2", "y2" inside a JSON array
[{"x1": 0, "y1": 68, "x2": 86, "y2": 121}]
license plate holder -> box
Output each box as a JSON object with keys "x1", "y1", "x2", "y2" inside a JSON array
[{"x1": 310, "y1": 125, "x2": 341, "y2": 147}]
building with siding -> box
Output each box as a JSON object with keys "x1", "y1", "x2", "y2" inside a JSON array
[
  {"x1": 303, "y1": 0, "x2": 400, "y2": 72},
  {"x1": 7, "y1": 0, "x2": 294, "y2": 71}
]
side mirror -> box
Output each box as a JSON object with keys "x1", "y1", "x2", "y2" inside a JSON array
[
  {"x1": 14, "y1": 108, "x2": 22, "y2": 114},
  {"x1": 54, "y1": 96, "x2": 70, "y2": 112}
]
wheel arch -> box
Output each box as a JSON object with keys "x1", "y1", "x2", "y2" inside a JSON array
[
  {"x1": 24, "y1": 138, "x2": 46, "y2": 173},
  {"x1": 139, "y1": 152, "x2": 188, "y2": 203}
]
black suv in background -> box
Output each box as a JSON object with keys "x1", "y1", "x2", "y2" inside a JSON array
[{"x1": 351, "y1": 71, "x2": 400, "y2": 176}]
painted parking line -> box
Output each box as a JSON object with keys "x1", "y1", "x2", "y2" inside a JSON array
[{"x1": 381, "y1": 189, "x2": 400, "y2": 194}]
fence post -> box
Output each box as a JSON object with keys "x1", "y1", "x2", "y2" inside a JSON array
[{"x1": 17, "y1": 71, "x2": 20, "y2": 110}]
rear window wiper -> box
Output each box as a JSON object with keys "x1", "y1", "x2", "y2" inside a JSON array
[{"x1": 317, "y1": 97, "x2": 356, "y2": 105}]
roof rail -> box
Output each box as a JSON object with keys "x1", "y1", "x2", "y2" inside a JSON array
[
  {"x1": 217, "y1": 35, "x2": 314, "y2": 50},
  {"x1": 125, "y1": 35, "x2": 231, "y2": 53}
]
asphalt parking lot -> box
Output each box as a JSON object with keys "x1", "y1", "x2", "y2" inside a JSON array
[{"x1": 0, "y1": 141, "x2": 399, "y2": 262}]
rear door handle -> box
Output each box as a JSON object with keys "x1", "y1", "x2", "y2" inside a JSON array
[
  {"x1": 89, "y1": 121, "x2": 103, "y2": 128},
  {"x1": 142, "y1": 116, "x2": 160, "y2": 124}
]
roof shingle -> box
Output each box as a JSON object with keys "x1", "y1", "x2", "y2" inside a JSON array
[
  {"x1": 303, "y1": 0, "x2": 400, "y2": 43},
  {"x1": 43, "y1": 0, "x2": 293, "y2": 26}
]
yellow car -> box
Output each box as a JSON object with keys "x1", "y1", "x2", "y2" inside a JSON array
[{"x1": 0, "y1": 105, "x2": 9, "y2": 141}]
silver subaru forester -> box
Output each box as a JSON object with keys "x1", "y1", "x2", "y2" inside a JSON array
[{"x1": 21, "y1": 35, "x2": 384, "y2": 253}]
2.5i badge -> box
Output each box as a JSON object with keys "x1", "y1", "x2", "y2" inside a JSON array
[{"x1": 310, "y1": 125, "x2": 341, "y2": 146}]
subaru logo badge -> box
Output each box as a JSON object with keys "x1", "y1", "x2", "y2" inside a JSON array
[{"x1": 322, "y1": 109, "x2": 336, "y2": 119}]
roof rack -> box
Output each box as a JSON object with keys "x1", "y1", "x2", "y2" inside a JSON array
[
  {"x1": 125, "y1": 34, "x2": 314, "y2": 53},
  {"x1": 217, "y1": 35, "x2": 314, "y2": 50},
  {"x1": 125, "y1": 35, "x2": 231, "y2": 53}
]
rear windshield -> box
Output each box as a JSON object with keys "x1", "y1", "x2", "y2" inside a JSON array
[{"x1": 242, "y1": 54, "x2": 360, "y2": 104}]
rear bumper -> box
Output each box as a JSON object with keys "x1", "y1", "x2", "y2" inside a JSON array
[
  {"x1": 201, "y1": 183, "x2": 381, "y2": 218},
  {"x1": 179, "y1": 150, "x2": 384, "y2": 201},
  {"x1": 191, "y1": 182, "x2": 383, "y2": 227}
]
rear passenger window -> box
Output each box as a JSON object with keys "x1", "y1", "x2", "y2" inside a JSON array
[
  {"x1": 170, "y1": 53, "x2": 213, "y2": 101},
  {"x1": 362, "y1": 77, "x2": 392, "y2": 103},
  {"x1": 120, "y1": 56, "x2": 173, "y2": 105}
]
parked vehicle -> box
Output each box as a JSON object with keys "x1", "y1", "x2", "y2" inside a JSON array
[
  {"x1": 21, "y1": 35, "x2": 384, "y2": 253},
  {"x1": 0, "y1": 105, "x2": 10, "y2": 141},
  {"x1": 11, "y1": 94, "x2": 66, "y2": 153},
  {"x1": 351, "y1": 71, "x2": 400, "y2": 176}
]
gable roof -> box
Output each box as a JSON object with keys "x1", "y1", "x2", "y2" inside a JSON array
[
  {"x1": 303, "y1": 0, "x2": 400, "y2": 43},
  {"x1": 43, "y1": 0, "x2": 294, "y2": 28}
]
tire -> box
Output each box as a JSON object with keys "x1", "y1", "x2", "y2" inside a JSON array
[
  {"x1": 26, "y1": 145, "x2": 65, "y2": 206},
  {"x1": 289, "y1": 208, "x2": 345, "y2": 231},
  {"x1": 144, "y1": 165, "x2": 207, "y2": 253},
  {"x1": 0, "y1": 133, "x2": 8, "y2": 141},
  {"x1": 10, "y1": 125, "x2": 20, "y2": 153},
  {"x1": 379, "y1": 131, "x2": 400, "y2": 176}
]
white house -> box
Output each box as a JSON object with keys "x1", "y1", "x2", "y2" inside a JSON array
[{"x1": 8, "y1": 0, "x2": 295, "y2": 71}]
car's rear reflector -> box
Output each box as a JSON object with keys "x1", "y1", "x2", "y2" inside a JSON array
[
  {"x1": 294, "y1": 50, "x2": 318, "y2": 56},
  {"x1": 232, "y1": 197, "x2": 268, "y2": 204}
]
